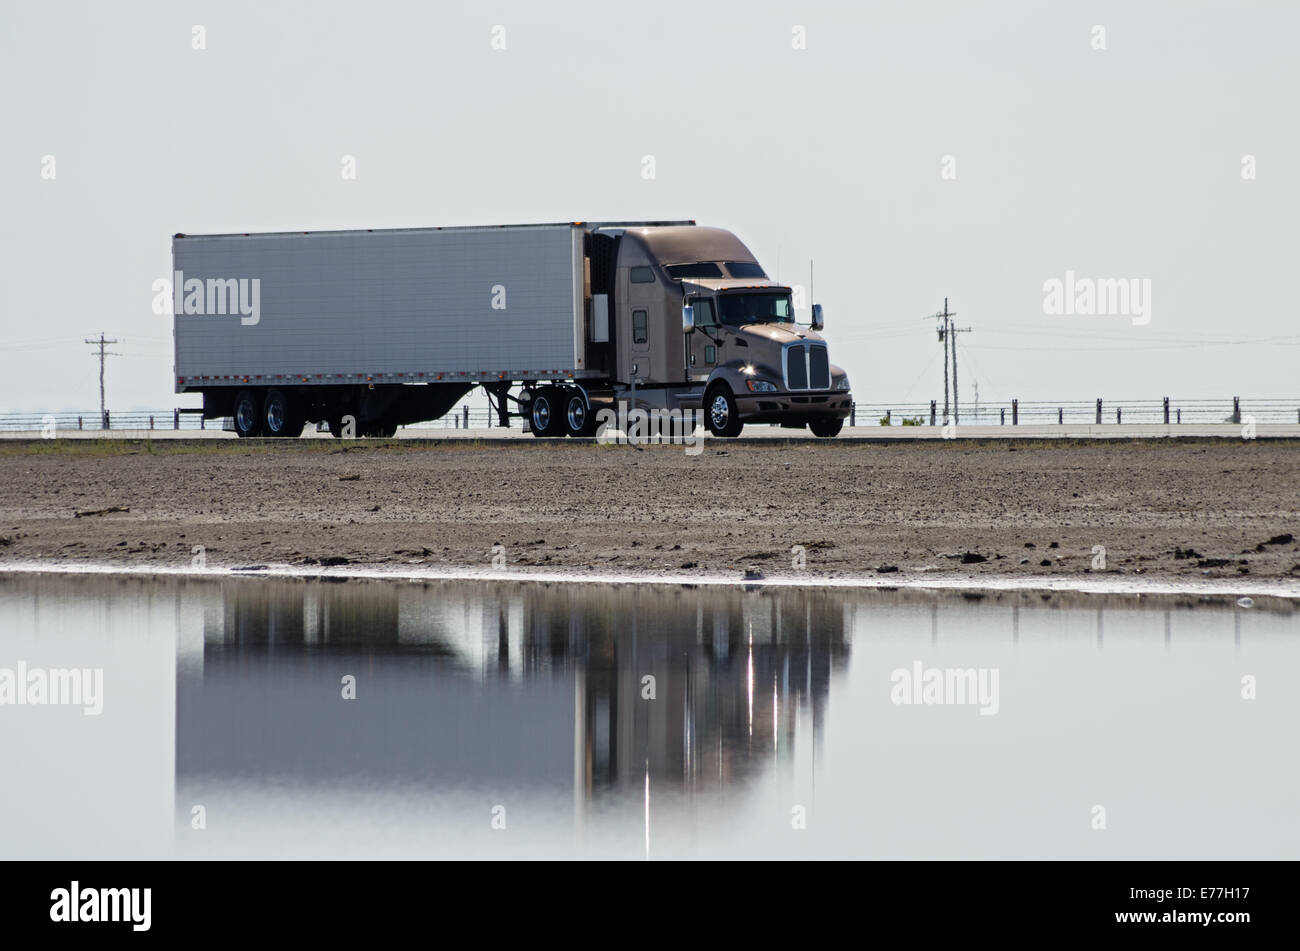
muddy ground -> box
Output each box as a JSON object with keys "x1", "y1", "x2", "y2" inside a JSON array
[{"x1": 1, "y1": 438, "x2": 1299, "y2": 585}]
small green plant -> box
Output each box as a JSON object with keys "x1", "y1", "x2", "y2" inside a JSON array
[
  {"x1": 900, "y1": 417, "x2": 924, "y2": 427},
  {"x1": 878, "y1": 415, "x2": 892, "y2": 426}
]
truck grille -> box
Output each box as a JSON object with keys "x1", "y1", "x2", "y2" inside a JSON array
[
  {"x1": 785, "y1": 343, "x2": 829, "y2": 391},
  {"x1": 808, "y1": 344, "x2": 830, "y2": 389},
  {"x1": 786, "y1": 346, "x2": 807, "y2": 390}
]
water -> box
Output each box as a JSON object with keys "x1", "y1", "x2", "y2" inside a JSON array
[{"x1": 1, "y1": 573, "x2": 1297, "y2": 859}]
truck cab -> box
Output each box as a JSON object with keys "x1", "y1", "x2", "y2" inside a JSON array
[{"x1": 599, "y1": 225, "x2": 852, "y2": 437}]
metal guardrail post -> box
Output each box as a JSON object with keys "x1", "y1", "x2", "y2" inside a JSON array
[
  {"x1": 1177, "y1": 408, "x2": 1181, "y2": 424},
  {"x1": 174, "y1": 409, "x2": 179, "y2": 429},
  {"x1": 1000, "y1": 408, "x2": 1005, "y2": 425},
  {"x1": 1058, "y1": 407, "x2": 1063, "y2": 424},
  {"x1": 1117, "y1": 407, "x2": 1122, "y2": 424},
  {"x1": 149, "y1": 416, "x2": 154, "y2": 430},
  {"x1": 78, "y1": 416, "x2": 83, "y2": 430},
  {"x1": 1012, "y1": 399, "x2": 1018, "y2": 425},
  {"x1": 884, "y1": 410, "x2": 891, "y2": 425},
  {"x1": 929, "y1": 400, "x2": 935, "y2": 426},
  {"x1": 1163, "y1": 397, "x2": 1170, "y2": 424},
  {"x1": 463, "y1": 405, "x2": 469, "y2": 428},
  {"x1": 1096, "y1": 399, "x2": 1102, "y2": 424},
  {"x1": 851, "y1": 402, "x2": 857, "y2": 427},
  {"x1": 1232, "y1": 396, "x2": 1240, "y2": 424}
]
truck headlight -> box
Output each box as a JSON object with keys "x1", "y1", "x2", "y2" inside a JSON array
[
  {"x1": 836, "y1": 376, "x2": 851, "y2": 391},
  {"x1": 746, "y1": 379, "x2": 778, "y2": 393}
]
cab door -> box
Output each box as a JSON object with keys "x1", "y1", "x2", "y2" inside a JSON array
[
  {"x1": 686, "y1": 296, "x2": 721, "y2": 383},
  {"x1": 627, "y1": 265, "x2": 659, "y2": 381}
]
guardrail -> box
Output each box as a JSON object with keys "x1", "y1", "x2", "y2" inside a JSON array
[
  {"x1": 854, "y1": 398, "x2": 1300, "y2": 427},
  {"x1": 3, "y1": 397, "x2": 1298, "y2": 433}
]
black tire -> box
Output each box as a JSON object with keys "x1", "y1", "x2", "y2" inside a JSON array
[
  {"x1": 529, "y1": 388, "x2": 563, "y2": 437},
  {"x1": 233, "y1": 389, "x2": 262, "y2": 438},
  {"x1": 704, "y1": 385, "x2": 743, "y2": 437},
  {"x1": 563, "y1": 389, "x2": 596, "y2": 437},
  {"x1": 809, "y1": 418, "x2": 844, "y2": 438},
  {"x1": 262, "y1": 389, "x2": 302, "y2": 438}
]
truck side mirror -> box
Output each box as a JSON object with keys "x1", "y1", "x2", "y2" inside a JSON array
[
  {"x1": 682, "y1": 304, "x2": 695, "y2": 334},
  {"x1": 811, "y1": 303, "x2": 824, "y2": 331}
]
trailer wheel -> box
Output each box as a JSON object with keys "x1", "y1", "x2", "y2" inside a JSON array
[
  {"x1": 529, "y1": 388, "x2": 563, "y2": 437},
  {"x1": 809, "y1": 418, "x2": 844, "y2": 438},
  {"x1": 262, "y1": 389, "x2": 302, "y2": 438},
  {"x1": 233, "y1": 389, "x2": 262, "y2": 438},
  {"x1": 563, "y1": 390, "x2": 596, "y2": 437},
  {"x1": 705, "y1": 385, "x2": 743, "y2": 437}
]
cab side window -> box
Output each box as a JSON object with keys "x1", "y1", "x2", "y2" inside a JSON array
[
  {"x1": 629, "y1": 266, "x2": 655, "y2": 284},
  {"x1": 693, "y1": 299, "x2": 717, "y2": 328},
  {"x1": 632, "y1": 309, "x2": 648, "y2": 344}
]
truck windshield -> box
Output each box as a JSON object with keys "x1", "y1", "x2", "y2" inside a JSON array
[{"x1": 718, "y1": 293, "x2": 795, "y2": 326}]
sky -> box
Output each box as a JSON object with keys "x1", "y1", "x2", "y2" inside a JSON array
[{"x1": 2, "y1": 0, "x2": 1297, "y2": 413}]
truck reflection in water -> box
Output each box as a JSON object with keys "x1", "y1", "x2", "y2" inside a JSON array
[{"x1": 176, "y1": 579, "x2": 850, "y2": 852}]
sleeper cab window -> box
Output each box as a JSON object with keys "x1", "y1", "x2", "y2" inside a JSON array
[
  {"x1": 629, "y1": 266, "x2": 655, "y2": 284},
  {"x1": 633, "y1": 309, "x2": 648, "y2": 344}
]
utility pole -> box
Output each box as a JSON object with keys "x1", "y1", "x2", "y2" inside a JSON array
[
  {"x1": 85, "y1": 333, "x2": 120, "y2": 425},
  {"x1": 926, "y1": 299, "x2": 971, "y2": 424},
  {"x1": 930, "y1": 298, "x2": 954, "y2": 423},
  {"x1": 950, "y1": 321, "x2": 972, "y2": 424}
]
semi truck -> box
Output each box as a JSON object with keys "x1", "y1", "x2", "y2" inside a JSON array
[{"x1": 172, "y1": 221, "x2": 853, "y2": 438}]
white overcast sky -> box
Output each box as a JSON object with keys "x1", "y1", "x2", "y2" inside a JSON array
[{"x1": 2, "y1": 0, "x2": 1297, "y2": 412}]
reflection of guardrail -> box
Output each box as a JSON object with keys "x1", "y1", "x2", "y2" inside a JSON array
[
  {"x1": 3, "y1": 397, "x2": 1299, "y2": 432},
  {"x1": 0, "y1": 408, "x2": 528, "y2": 432}
]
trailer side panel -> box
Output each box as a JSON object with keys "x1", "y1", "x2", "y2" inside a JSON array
[{"x1": 174, "y1": 225, "x2": 584, "y2": 388}]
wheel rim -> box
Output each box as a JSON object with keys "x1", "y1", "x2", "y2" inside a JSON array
[
  {"x1": 710, "y1": 393, "x2": 730, "y2": 430},
  {"x1": 566, "y1": 397, "x2": 586, "y2": 433},
  {"x1": 532, "y1": 396, "x2": 551, "y2": 432},
  {"x1": 237, "y1": 400, "x2": 256, "y2": 432},
  {"x1": 266, "y1": 398, "x2": 284, "y2": 433}
]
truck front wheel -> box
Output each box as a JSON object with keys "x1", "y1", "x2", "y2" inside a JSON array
[
  {"x1": 809, "y1": 418, "x2": 844, "y2": 438},
  {"x1": 529, "y1": 388, "x2": 563, "y2": 437},
  {"x1": 233, "y1": 389, "x2": 262, "y2": 438},
  {"x1": 705, "y1": 385, "x2": 743, "y2": 438}
]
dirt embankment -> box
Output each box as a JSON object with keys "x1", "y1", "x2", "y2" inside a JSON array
[{"x1": 1, "y1": 439, "x2": 1299, "y2": 583}]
